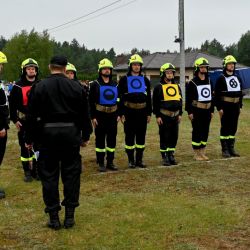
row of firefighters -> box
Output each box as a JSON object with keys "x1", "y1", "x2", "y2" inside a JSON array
[{"x1": 0, "y1": 52, "x2": 243, "y2": 182}]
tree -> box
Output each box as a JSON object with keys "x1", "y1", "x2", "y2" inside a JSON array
[
  {"x1": 225, "y1": 43, "x2": 238, "y2": 58},
  {"x1": 0, "y1": 36, "x2": 7, "y2": 50},
  {"x1": 237, "y1": 31, "x2": 250, "y2": 66},
  {"x1": 3, "y1": 29, "x2": 54, "y2": 80},
  {"x1": 201, "y1": 39, "x2": 225, "y2": 58}
]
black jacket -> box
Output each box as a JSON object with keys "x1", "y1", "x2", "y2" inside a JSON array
[
  {"x1": 185, "y1": 76, "x2": 214, "y2": 114},
  {"x1": 9, "y1": 77, "x2": 38, "y2": 123},
  {"x1": 26, "y1": 73, "x2": 92, "y2": 143},
  {"x1": 153, "y1": 80, "x2": 182, "y2": 118},
  {"x1": 118, "y1": 73, "x2": 152, "y2": 116},
  {"x1": 0, "y1": 83, "x2": 9, "y2": 130},
  {"x1": 89, "y1": 77, "x2": 119, "y2": 119},
  {"x1": 214, "y1": 71, "x2": 243, "y2": 111}
]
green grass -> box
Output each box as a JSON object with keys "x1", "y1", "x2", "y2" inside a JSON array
[{"x1": 0, "y1": 100, "x2": 250, "y2": 249}]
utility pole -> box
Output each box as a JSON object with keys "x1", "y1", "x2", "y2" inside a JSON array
[{"x1": 179, "y1": 0, "x2": 185, "y2": 88}]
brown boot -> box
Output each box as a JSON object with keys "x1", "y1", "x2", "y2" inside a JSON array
[
  {"x1": 200, "y1": 148, "x2": 209, "y2": 161},
  {"x1": 193, "y1": 149, "x2": 204, "y2": 161}
]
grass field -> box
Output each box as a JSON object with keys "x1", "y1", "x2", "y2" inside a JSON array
[{"x1": 0, "y1": 100, "x2": 249, "y2": 250}]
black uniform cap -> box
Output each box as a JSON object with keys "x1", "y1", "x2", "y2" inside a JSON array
[{"x1": 50, "y1": 56, "x2": 68, "y2": 66}]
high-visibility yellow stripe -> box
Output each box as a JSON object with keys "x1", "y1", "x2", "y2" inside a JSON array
[
  {"x1": 135, "y1": 144, "x2": 145, "y2": 149},
  {"x1": 167, "y1": 148, "x2": 176, "y2": 151},
  {"x1": 192, "y1": 141, "x2": 201, "y2": 146},
  {"x1": 201, "y1": 141, "x2": 207, "y2": 145},
  {"x1": 95, "y1": 148, "x2": 106, "y2": 153},
  {"x1": 117, "y1": 98, "x2": 120, "y2": 102},
  {"x1": 220, "y1": 136, "x2": 230, "y2": 140},
  {"x1": 125, "y1": 145, "x2": 135, "y2": 150},
  {"x1": 20, "y1": 157, "x2": 33, "y2": 162},
  {"x1": 160, "y1": 149, "x2": 167, "y2": 152},
  {"x1": 220, "y1": 135, "x2": 235, "y2": 139},
  {"x1": 106, "y1": 147, "x2": 115, "y2": 152}
]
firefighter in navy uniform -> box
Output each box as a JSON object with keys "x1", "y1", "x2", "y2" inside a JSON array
[
  {"x1": 25, "y1": 56, "x2": 92, "y2": 230},
  {"x1": 185, "y1": 57, "x2": 214, "y2": 161},
  {"x1": 214, "y1": 55, "x2": 243, "y2": 158},
  {"x1": 0, "y1": 51, "x2": 9, "y2": 199},
  {"x1": 119, "y1": 54, "x2": 152, "y2": 168},
  {"x1": 89, "y1": 59, "x2": 120, "y2": 172},
  {"x1": 9, "y1": 58, "x2": 39, "y2": 182},
  {"x1": 153, "y1": 63, "x2": 182, "y2": 166}
]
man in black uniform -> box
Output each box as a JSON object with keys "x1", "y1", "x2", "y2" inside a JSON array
[
  {"x1": 185, "y1": 57, "x2": 214, "y2": 161},
  {"x1": 119, "y1": 54, "x2": 152, "y2": 168},
  {"x1": 214, "y1": 55, "x2": 243, "y2": 158},
  {"x1": 25, "y1": 56, "x2": 92, "y2": 230},
  {"x1": 89, "y1": 58, "x2": 120, "y2": 172},
  {"x1": 153, "y1": 63, "x2": 182, "y2": 166},
  {"x1": 0, "y1": 51, "x2": 9, "y2": 199},
  {"x1": 9, "y1": 58, "x2": 39, "y2": 182}
]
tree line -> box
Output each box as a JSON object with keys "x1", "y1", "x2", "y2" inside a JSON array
[{"x1": 1, "y1": 29, "x2": 250, "y2": 81}]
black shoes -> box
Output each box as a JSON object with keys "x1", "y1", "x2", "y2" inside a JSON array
[
  {"x1": 98, "y1": 163, "x2": 106, "y2": 172},
  {"x1": 0, "y1": 188, "x2": 5, "y2": 199},
  {"x1": 99, "y1": 162, "x2": 119, "y2": 172},
  {"x1": 162, "y1": 157, "x2": 171, "y2": 166},
  {"x1": 64, "y1": 207, "x2": 75, "y2": 229},
  {"x1": 161, "y1": 152, "x2": 178, "y2": 166},
  {"x1": 24, "y1": 171, "x2": 33, "y2": 182},
  {"x1": 48, "y1": 208, "x2": 76, "y2": 230},
  {"x1": 168, "y1": 152, "x2": 178, "y2": 165},
  {"x1": 128, "y1": 161, "x2": 136, "y2": 169},
  {"x1": 48, "y1": 211, "x2": 61, "y2": 230},
  {"x1": 135, "y1": 161, "x2": 147, "y2": 168},
  {"x1": 106, "y1": 162, "x2": 118, "y2": 171}
]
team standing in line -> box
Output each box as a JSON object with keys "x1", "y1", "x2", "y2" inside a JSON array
[{"x1": 0, "y1": 51, "x2": 243, "y2": 229}]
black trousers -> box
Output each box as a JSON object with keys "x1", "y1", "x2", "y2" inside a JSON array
[
  {"x1": 191, "y1": 109, "x2": 211, "y2": 149},
  {"x1": 159, "y1": 115, "x2": 179, "y2": 153},
  {"x1": 38, "y1": 126, "x2": 82, "y2": 213},
  {"x1": 18, "y1": 120, "x2": 35, "y2": 171},
  {"x1": 0, "y1": 132, "x2": 7, "y2": 166},
  {"x1": 124, "y1": 111, "x2": 148, "y2": 154},
  {"x1": 220, "y1": 103, "x2": 240, "y2": 139},
  {"x1": 95, "y1": 113, "x2": 117, "y2": 164}
]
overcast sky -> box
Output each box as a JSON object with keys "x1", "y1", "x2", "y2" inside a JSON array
[{"x1": 2, "y1": 0, "x2": 250, "y2": 54}]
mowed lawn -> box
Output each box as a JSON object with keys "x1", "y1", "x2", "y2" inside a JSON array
[{"x1": 0, "y1": 100, "x2": 249, "y2": 250}]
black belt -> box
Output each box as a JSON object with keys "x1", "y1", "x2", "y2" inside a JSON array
[{"x1": 44, "y1": 122, "x2": 75, "y2": 128}]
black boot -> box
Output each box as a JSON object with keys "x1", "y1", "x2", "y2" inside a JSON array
[
  {"x1": 48, "y1": 211, "x2": 61, "y2": 230},
  {"x1": 97, "y1": 152, "x2": 106, "y2": 172},
  {"x1": 220, "y1": 140, "x2": 231, "y2": 158},
  {"x1": 126, "y1": 149, "x2": 136, "y2": 168},
  {"x1": 98, "y1": 163, "x2": 106, "y2": 172},
  {"x1": 106, "y1": 161, "x2": 118, "y2": 171},
  {"x1": 106, "y1": 152, "x2": 118, "y2": 171},
  {"x1": 64, "y1": 207, "x2": 75, "y2": 229},
  {"x1": 22, "y1": 162, "x2": 33, "y2": 182},
  {"x1": 24, "y1": 170, "x2": 33, "y2": 182},
  {"x1": 161, "y1": 152, "x2": 171, "y2": 166},
  {"x1": 31, "y1": 160, "x2": 40, "y2": 180},
  {"x1": 135, "y1": 148, "x2": 146, "y2": 168},
  {"x1": 228, "y1": 139, "x2": 240, "y2": 157},
  {"x1": 168, "y1": 151, "x2": 178, "y2": 165},
  {"x1": 0, "y1": 188, "x2": 5, "y2": 199}
]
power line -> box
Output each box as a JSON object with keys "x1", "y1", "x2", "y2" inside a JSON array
[
  {"x1": 50, "y1": 0, "x2": 137, "y2": 33},
  {"x1": 47, "y1": 0, "x2": 122, "y2": 31}
]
